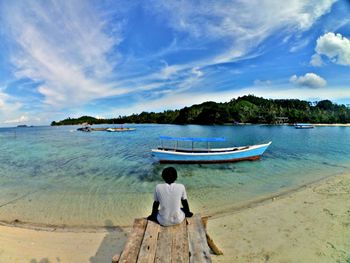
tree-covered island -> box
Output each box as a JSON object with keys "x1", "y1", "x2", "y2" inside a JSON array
[{"x1": 51, "y1": 95, "x2": 350, "y2": 126}]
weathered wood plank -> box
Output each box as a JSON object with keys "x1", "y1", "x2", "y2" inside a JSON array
[
  {"x1": 118, "y1": 215, "x2": 215, "y2": 263},
  {"x1": 187, "y1": 215, "x2": 212, "y2": 263},
  {"x1": 137, "y1": 220, "x2": 160, "y2": 263},
  {"x1": 154, "y1": 226, "x2": 172, "y2": 263},
  {"x1": 118, "y1": 218, "x2": 148, "y2": 263},
  {"x1": 171, "y1": 219, "x2": 189, "y2": 263}
]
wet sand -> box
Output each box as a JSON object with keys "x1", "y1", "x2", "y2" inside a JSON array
[{"x1": 0, "y1": 173, "x2": 349, "y2": 263}]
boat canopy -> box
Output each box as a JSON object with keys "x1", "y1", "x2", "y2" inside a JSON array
[{"x1": 159, "y1": 136, "x2": 225, "y2": 142}]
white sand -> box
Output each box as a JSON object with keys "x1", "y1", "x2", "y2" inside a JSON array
[
  {"x1": 209, "y1": 173, "x2": 350, "y2": 262},
  {"x1": 314, "y1": 123, "x2": 350, "y2": 126},
  {"x1": 0, "y1": 225, "x2": 128, "y2": 263},
  {"x1": 0, "y1": 173, "x2": 349, "y2": 263}
]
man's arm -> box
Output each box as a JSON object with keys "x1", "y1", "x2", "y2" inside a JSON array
[
  {"x1": 147, "y1": 201, "x2": 159, "y2": 222},
  {"x1": 181, "y1": 199, "x2": 193, "y2": 217}
]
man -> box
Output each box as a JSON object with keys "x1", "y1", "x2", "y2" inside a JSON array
[{"x1": 147, "y1": 167, "x2": 193, "y2": 226}]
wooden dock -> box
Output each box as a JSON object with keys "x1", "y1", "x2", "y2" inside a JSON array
[{"x1": 113, "y1": 214, "x2": 217, "y2": 263}]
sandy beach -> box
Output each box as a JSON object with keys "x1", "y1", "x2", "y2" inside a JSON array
[
  {"x1": 209, "y1": 172, "x2": 350, "y2": 263},
  {"x1": 0, "y1": 173, "x2": 349, "y2": 263},
  {"x1": 313, "y1": 123, "x2": 350, "y2": 127}
]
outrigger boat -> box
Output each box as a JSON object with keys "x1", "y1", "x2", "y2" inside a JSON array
[
  {"x1": 106, "y1": 127, "x2": 136, "y2": 132},
  {"x1": 294, "y1": 123, "x2": 314, "y2": 129},
  {"x1": 152, "y1": 136, "x2": 271, "y2": 163}
]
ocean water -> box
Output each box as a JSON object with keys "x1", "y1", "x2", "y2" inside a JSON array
[{"x1": 0, "y1": 124, "x2": 349, "y2": 227}]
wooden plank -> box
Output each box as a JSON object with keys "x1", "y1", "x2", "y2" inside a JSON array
[
  {"x1": 118, "y1": 218, "x2": 148, "y2": 263},
  {"x1": 171, "y1": 220, "x2": 189, "y2": 263},
  {"x1": 137, "y1": 220, "x2": 160, "y2": 263},
  {"x1": 154, "y1": 226, "x2": 172, "y2": 263},
  {"x1": 187, "y1": 215, "x2": 212, "y2": 263}
]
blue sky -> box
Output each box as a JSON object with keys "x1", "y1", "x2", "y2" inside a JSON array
[{"x1": 0, "y1": 0, "x2": 350, "y2": 125}]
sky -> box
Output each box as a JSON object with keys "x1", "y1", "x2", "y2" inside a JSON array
[{"x1": 0, "y1": 0, "x2": 350, "y2": 126}]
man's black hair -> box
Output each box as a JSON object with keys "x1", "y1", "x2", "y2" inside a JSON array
[{"x1": 162, "y1": 167, "x2": 177, "y2": 184}]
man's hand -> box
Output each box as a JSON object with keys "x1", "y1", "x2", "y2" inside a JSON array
[
  {"x1": 147, "y1": 201, "x2": 159, "y2": 222},
  {"x1": 181, "y1": 199, "x2": 193, "y2": 218},
  {"x1": 147, "y1": 214, "x2": 158, "y2": 222},
  {"x1": 185, "y1": 211, "x2": 193, "y2": 218}
]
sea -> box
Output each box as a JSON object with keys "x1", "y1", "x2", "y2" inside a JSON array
[{"x1": 0, "y1": 124, "x2": 349, "y2": 227}]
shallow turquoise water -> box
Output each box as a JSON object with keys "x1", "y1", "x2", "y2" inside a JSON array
[{"x1": 0, "y1": 124, "x2": 349, "y2": 227}]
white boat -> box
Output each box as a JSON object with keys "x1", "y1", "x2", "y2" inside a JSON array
[
  {"x1": 106, "y1": 127, "x2": 135, "y2": 132},
  {"x1": 294, "y1": 123, "x2": 314, "y2": 129},
  {"x1": 152, "y1": 136, "x2": 271, "y2": 163}
]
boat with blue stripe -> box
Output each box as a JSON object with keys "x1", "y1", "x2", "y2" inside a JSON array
[
  {"x1": 152, "y1": 136, "x2": 271, "y2": 163},
  {"x1": 294, "y1": 123, "x2": 314, "y2": 129}
]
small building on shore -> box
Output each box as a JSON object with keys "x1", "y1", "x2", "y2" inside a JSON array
[{"x1": 274, "y1": 117, "x2": 289, "y2": 124}]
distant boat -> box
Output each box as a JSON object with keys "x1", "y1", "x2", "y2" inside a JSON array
[
  {"x1": 151, "y1": 136, "x2": 271, "y2": 163},
  {"x1": 106, "y1": 127, "x2": 135, "y2": 132},
  {"x1": 77, "y1": 126, "x2": 92, "y2": 132},
  {"x1": 77, "y1": 123, "x2": 92, "y2": 132},
  {"x1": 76, "y1": 124, "x2": 136, "y2": 132},
  {"x1": 294, "y1": 123, "x2": 314, "y2": 129}
]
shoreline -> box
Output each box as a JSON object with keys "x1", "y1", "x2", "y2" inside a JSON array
[
  {"x1": 0, "y1": 172, "x2": 342, "y2": 232},
  {"x1": 313, "y1": 123, "x2": 350, "y2": 126},
  {"x1": 32, "y1": 122, "x2": 350, "y2": 128},
  {"x1": 1, "y1": 172, "x2": 350, "y2": 262}
]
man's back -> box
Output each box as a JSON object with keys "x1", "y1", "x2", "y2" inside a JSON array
[{"x1": 154, "y1": 183, "x2": 187, "y2": 226}]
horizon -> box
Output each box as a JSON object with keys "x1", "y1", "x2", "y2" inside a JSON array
[
  {"x1": 3, "y1": 94, "x2": 350, "y2": 127},
  {"x1": 1, "y1": 0, "x2": 350, "y2": 126}
]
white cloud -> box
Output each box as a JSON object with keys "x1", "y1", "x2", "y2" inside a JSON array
[
  {"x1": 254, "y1": 80, "x2": 272, "y2": 86},
  {"x1": 191, "y1": 67, "x2": 203, "y2": 78},
  {"x1": 149, "y1": 0, "x2": 337, "y2": 63},
  {"x1": 3, "y1": 1, "x2": 125, "y2": 108},
  {"x1": 310, "y1": 54, "x2": 324, "y2": 66},
  {"x1": 312, "y1": 32, "x2": 350, "y2": 66},
  {"x1": 0, "y1": 91, "x2": 22, "y2": 112},
  {"x1": 4, "y1": 115, "x2": 29, "y2": 124},
  {"x1": 0, "y1": 90, "x2": 28, "y2": 125},
  {"x1": 289, "y1": 38, "x2": 310, "y2": 53},
  {"x1": 157, "y1": 62, "x2": 182, "y2": 80},
  {"x1": 142, "y1": 62, "x2": 204, "y2": 93},
  {"x1": 290, "y1": 73, "x2": 327, "y2": 88}
]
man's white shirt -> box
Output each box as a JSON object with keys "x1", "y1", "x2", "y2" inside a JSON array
[{"x1": 154, "y1": 183, "x2": 187, "y2": 226}]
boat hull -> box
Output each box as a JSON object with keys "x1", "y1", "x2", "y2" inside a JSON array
[
  {"x1": 152, "y1": 142, "x2": 271, "y2": 163},
  {"x1": 106, "y1": 128, "x2": 136, "y2": 132},
  {"x1": 159, "y1": 155, "x2": 260, "y2": 164},
  {"x1": 295, "y1": 126, "x2": 314, "y2": 129},
  {"x1": 294, "y1": 123, "x2": 314, "y2": 129}
]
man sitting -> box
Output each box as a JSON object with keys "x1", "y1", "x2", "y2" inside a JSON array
[{"x1": 147, "y1": 167, "x2": 193, "y2": 226}]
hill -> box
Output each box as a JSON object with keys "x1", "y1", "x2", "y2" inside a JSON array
[{"x1": 51, "y1": 95, "x2": 350, "y2": 126}]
